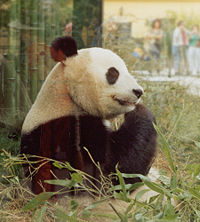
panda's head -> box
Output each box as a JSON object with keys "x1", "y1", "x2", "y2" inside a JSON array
[{"x1": 51, "y1": 37, "x2": 143, "y2": 118}]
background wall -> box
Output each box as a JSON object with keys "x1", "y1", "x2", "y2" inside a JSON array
[{"x1": 104, "y1": 0, "x2": 200, "y2": 37}]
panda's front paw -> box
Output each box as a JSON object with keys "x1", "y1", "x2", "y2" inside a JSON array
[{"x1": 125, "y1": 104, "x2": 155, "y2": 123}]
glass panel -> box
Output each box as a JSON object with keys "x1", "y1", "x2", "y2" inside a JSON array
[{"x1": 0, "y1": 0, "x2": 102, "y2": 121}]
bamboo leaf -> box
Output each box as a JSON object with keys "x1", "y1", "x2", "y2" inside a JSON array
[
  {"x1": 125, "y1": 202, "x2": 134, "y2": 215},
  {"x1": 36, "y1": 203, "x2": 47, "y2": 222},
  {"x1": 114, "y1": 167, "x2": 131, "y2": 202},
  {"x1": 170, "y1": 174, "x2": 177, "y2": 190},
  {"x1": 82, "y1": 209, "x2": 92, "y2": 219},
  {"x1": 194, "y1": 141, "x2": 200, "y2": 149},
  {"x1": 45, "y1": 179, "x2": 72, "y2": 186},
  {"x1": 126, "y1": 174, "x2": 171, "y2": 197},
  {"x1": 144, "y1": 180, "x2": 170, "y2": 197},
  {"x1": 84, "y1": 198, "x2": 109, "y2": 211},
  {"x1": 55, "y1": 208, "x2": 74, "y2": 221},
  {"x1": 22, "y1": 192, "x2": 54, "y2": 211},
  {"x1": 45, "y1": 179, "x2": 80, "y2": 188},
  {"x1": 116, "y1": 167, "x2": 126, "y2": 194},
  {"x1": 153, "y1": 123, "x2": 176, "y2": 173},
  {"x1": 71, "y1": 173, "x2": 83, "y2": 184},
  {"x1": 65, "y1": 162, "x2": 75, "y2": 171},
  {"x1": 31, "y1": 209, "x2": 36, "y2": 222},
  {"x1": 110, "y1": 182, "x2": 144, "y2": 192},
  {"x1": 188, "y1": 188, "x2": 200, "y2": 200},
  {"x1": 149, "y1": 194, "x2": 160, "y2": 203},
  {"x1": 109, "y1": 203, "x2": 128, "y2": 222},
  {"x1": 70, "y1": 200, "x2": 79, "y2": 212},
  {"x1": 53, "y1": 162, "x2": 65, "y2": 169},
  {"x1": 135, "y1": 189, "x2": 150, "y2": 201},
  {"x1": 121, "y1": 173, "x2": 141, "y2": 178},
  {"x1": 56, "y1": 207, "x2": 79, "y2": 222}
]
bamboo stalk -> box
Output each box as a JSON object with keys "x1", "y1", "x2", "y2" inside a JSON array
[
  {"x1": 72, "y1": 0, "x2": 85, "y2": 49},
  {"x1": 3, "y1": 1, "x2": 18, "y2": 116},
  {"x1": 51, "y1": 1, "x2": 56, "y2": 40},
  {"x1": 0, "y1": 3, "x2": 3, "y2": 107},
  {"x1": 44, "y1": 4, "x2": 51, "y2": 78},
  {"x1": 55, "y1": 4, "x2": 61, "y2": 38},
  {"x1": 19, "y1": 0, "x2": 29, "y2": 112},
  {"x1": 29, "y1": 0, "x2": 38, "y2": 102},
  {"x1": 16, "y1": 0, "x2": 21, "y2": 111},
  {"x1": 49, "y1": 0, "x2": 56, "y2": 69},
  {"x1": 3, "y1": 55, "x2": 16, "y2": 115},
  {"x1": 0, "y1": 55, "x2": 5, "y2": 108},
  {"x1": 37, "y1": 0, "x2": 45, "y2": 91}
]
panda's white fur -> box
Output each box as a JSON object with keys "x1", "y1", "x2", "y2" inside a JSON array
[
  {"x1": 22, "y1": 62, "x2": 82, "y2": 134},
  {"x1": 64, "y1": 48, "x2": 143, "y2": 118},
  {"x1": 22, "y1": 48, "x2": 143, "y2": 134}
]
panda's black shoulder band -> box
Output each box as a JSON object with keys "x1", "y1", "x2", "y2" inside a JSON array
[{"x1": 51, "y1": 36, "x2": 78, "y2": 57}]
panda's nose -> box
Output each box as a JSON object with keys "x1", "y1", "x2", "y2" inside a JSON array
[{"x1": 132, "y1": 89, "x2": 143, "y2": 99}]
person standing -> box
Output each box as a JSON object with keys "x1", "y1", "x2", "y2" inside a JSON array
[
  {"x1": 196, "y1": 39, "x2": 200, "y2": 75},
  {"x1": 65, "y1": 22, "x2": 72, "y2": 36},
  {"x1": 145, "y1": 19, "x2": 163, "y2": 74},
  {"x1": 172, "y1": 21, "x2": 190, "y2": 75},
  {"x1": 187, "y1": 25, "x2": 200, "y2": 76}
]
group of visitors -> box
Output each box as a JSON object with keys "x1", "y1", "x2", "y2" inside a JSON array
[
  {"x1": 144, "y1": 19, "x2": 200, "y2": 76},
  {"x1": 173, "y1": 21, "x2": 200, "y2": 75}
]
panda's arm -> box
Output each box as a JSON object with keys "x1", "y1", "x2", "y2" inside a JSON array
[{"x1": 105, "y1": 104, "x2": 157, "y2": 184}]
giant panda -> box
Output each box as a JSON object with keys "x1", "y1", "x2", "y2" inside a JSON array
[{"x1": 21, "y1": 36, "x2": 157, "y2": 195}]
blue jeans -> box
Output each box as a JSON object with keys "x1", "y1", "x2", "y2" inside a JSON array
[
  {"x1": 173, "y1": 46, "x2": 179, "y2": 72},
  {"x1": 173, "y1": 45, "x2": 188, "y2": 73}
]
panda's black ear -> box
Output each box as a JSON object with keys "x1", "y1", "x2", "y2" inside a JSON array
[{"x1": 51, "y1": 36, "x2": 78, "y2": 60}]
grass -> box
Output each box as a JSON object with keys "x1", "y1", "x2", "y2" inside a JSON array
[
  {"x1": 0, "y1": 81, "x2": 200, "y2": 221},
  {"x1": 141, "y1": 80, "x2": 200, "y2": 169}
]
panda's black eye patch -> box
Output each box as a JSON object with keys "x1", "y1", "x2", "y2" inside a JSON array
[{"x1": 106, "y1": 67, "x2": 119, "y2": 85}]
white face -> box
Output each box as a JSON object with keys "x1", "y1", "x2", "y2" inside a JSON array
[{"x1": 64, "y1": 48, "x2": 143, "y2": 118}]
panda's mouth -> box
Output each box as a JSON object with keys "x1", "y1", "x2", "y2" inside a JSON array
[{"x1": 112, "y1": 96, "x2": 136, "y2": 106}]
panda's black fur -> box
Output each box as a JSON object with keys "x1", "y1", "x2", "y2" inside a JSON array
[
  {"x1": 105, "y1": 104, "x2": 157, "y2": 185},
  {"x1": 21, "y1": 36, "x2": 157, "y2": 194},
  {"x1": 21, "y1": 105, "x2": 156, "y2": 193}
]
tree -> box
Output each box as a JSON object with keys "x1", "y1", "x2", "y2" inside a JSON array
[{"x1": 72, "y1": 0, "x2": 102, "y2": 48}]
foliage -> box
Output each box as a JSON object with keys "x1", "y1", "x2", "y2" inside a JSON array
[
  {"x1": 141, "y1": 81, "x2": 200, "y2": 169},
  {"x1": 0, "y1": 0, "x2": 13, "y2": 27},
  {"x1": 166, "y1": 9, "x2": 200, "y2": 30}
]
